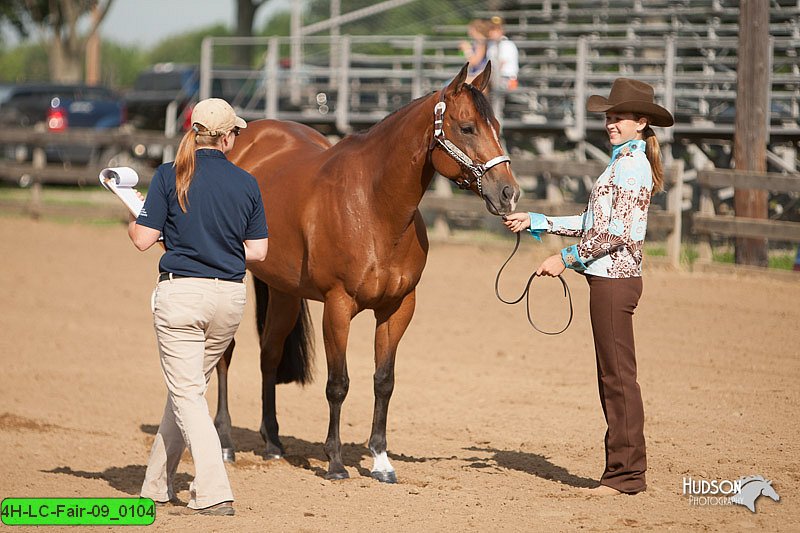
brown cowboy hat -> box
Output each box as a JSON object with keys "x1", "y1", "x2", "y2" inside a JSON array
[{"x1": 587, "y1": 78, "x2": 674, "y2": 127}]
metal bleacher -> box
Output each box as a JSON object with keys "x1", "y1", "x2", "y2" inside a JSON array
[
  {"x1": 200, "y1": 0, "x2": 800, "y2": 170},
  {"x1": 194, "y1": 1, "x2": 799, "y2": 244},
  {"x1": 446, "y1": 0, "x2": 800, "y2": 145}
]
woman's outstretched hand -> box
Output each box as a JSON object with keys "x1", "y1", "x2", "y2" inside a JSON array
[{"x1": 503, "y1": 212, "x2": 530, "y2": 233}]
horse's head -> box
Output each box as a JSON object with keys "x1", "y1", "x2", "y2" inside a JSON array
[
  {"x1": 762, "y1": 480, "x2": 780, "y2": 502},
  {"x1": 430, "y1": 62, "x2": 520, "y2": 216}
]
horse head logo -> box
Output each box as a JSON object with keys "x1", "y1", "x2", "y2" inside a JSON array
[{"x1": 729, "y1": 475, "x2": 780, "y2": 513}]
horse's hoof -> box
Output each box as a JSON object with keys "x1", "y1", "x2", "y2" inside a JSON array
[
  {"x1": 371, "y1": 470, "x2": 397, "y2": 484},
  {"x1": 264, "y1": 442, "x2": 284, "y2": 460},
  {"x1": 325, "y1": 470, "x2": 350, "y2": 481},
  {"x1": 221, "y1": 448, "x2": 236, "y2": 463}
]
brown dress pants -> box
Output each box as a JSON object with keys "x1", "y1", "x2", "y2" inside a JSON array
[{"x1": 586, "y1": 274, "x2": 646, "y2": 494}]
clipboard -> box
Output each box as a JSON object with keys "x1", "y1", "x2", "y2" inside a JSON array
[{"x1": 99, "y1": 167, "x2": 144, "y2": 217}]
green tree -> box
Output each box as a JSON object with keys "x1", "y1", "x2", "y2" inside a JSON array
[
  {"x1": 234, "y1": 0, "x2": 279, "y2": 67},
  {"x1": 0, "y1": 42, "x2": 50, "y2": 82},
  {"x1": 255, "y1": 0, "x2": 479, "y2": 61},
  {"x1": 0, "y1": 0, "x2": 29, "y2": 45},
  {"x1": 259, "y1": 11, "x2": 292, "y2": 37},
  {"x1": 299, "y1": 0, "x2": 479, "y2": 35},
  {"x1": 148, "y1": 24, "x2": 233, "y2": 66},
  {"x1": 22, "y1": 0, "x2": 115, "y2": 82},
  {"x1": 101, "y1": 42, "x2": 148, "y2": 88},
  {"x1": 0, "y1": 41, "x2": 146, "y2": 89}
]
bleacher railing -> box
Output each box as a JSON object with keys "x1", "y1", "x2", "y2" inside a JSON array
[{"x1": 199, "y1": 33, "x2": 800, "y2": 139}]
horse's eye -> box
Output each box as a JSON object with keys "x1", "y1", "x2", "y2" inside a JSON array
[{"x1": 460, "y1": 125, "x2": 475, "y2": 135}]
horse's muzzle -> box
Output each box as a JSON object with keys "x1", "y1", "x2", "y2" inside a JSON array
[{"x1": 484, "y1": 181, "x2": 519, "y2": 216}]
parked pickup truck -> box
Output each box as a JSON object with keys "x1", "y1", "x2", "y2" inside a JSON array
[
  {"x1": 125, "y1": 62, "x2": 254, "y2": 132},
  {"x1": 0, "y1": 83, "x2": 126, "y2": 165},
  {"x1": 124, "y1": 63, "x2": 254, "y2": 163},
  {"x1": 124, "y1": 63, "x2": 199, "y2": 133}
]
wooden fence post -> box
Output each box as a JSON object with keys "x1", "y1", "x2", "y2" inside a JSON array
[
  {"x1": 28, "y1": 146, "x2": 45, "y2": 219},
  {"x1": 431, "y1": 175, "x2": 453, "y2": 239},
  {"x1": 666, "y1": 160, "x2": 684, "y2": 268},
  {"x1": 733, "y1": 0, "x2": 770, "y2": 266},
  {"x1": 696, "y1": 175, "x2": 715, "y2": 264}
]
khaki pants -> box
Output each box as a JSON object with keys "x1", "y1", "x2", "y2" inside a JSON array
[
  {"x1": 140, "y1": 276, "x2": 246, "y2": 509},
  {"x1": 586, "y1": 274, "x2": 646, "y2": 494}
]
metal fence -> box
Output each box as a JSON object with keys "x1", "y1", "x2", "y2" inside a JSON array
[{"x1": 198, "y1": 33, "x2": 800, "y2": 144}]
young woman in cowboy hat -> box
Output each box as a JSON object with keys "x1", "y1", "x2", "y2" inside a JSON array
[{"x1": 504, "y1": 78, "x2": 674, "y2": 496}]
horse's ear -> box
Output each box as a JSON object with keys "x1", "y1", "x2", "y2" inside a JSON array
[
  {"x1": 471, "y1": 61, "x2": 492, "y2": 94},
  {"x1": 445, "y1": 63, "x2": 470, "y2": 95}
]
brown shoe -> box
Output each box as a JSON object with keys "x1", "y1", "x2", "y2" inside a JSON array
[{"x1": 173, "y1": 501, "x2": 235, "y2": 516}]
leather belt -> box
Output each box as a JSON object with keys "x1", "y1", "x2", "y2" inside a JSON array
[{"x1": 158, "y1": 273, "x2": 243, "y2": 283}]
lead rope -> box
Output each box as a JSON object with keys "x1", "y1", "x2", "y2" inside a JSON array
[
  {"x1": 494, "y1": 151, "x2": 624, "y2": 333},
  {"x1": 494, "y1": 229, "x2": 574, "y2": 335}
]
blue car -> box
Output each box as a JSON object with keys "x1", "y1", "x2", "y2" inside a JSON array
[{"x1": 0, "y1": 83, "x2": 126, "y2": 165}]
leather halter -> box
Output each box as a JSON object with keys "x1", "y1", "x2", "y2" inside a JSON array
[{"x1": 430, "y1": 90, "x2": 511, "y2": 197}]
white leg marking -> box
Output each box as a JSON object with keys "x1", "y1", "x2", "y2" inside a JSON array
[{"x1": 371, "y1": 451, "x2": 395, "y2": 474}]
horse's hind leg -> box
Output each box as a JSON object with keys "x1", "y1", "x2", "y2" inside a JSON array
[
  {"x1": 321, "y1": 291, "x2": 355, "y2": 480},
  {"x1": 260, "y1": 289, "x2": 302, "y2": 459},
  {"x1": 214, "y1": 339, "x2": 236, "y2": 462},
  {"x1": 369, "y1": 291, "x2": 416, "y2": 484}
]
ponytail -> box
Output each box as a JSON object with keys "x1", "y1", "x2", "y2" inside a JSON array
[
  {"x1": 173, "y1": 124, "x2": 223, "y2": 213},
  {"x1": 643, "y1": 126, "x2": 664, "y2": 193}
]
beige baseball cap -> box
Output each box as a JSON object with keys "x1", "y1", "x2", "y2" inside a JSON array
[{"x1": 191, "y1": 98, "x2": 247, "y2": 135}]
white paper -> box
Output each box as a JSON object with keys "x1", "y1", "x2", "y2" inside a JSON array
[{"x1": 99, "y1": 167, "x2": 144, "y2": 217}]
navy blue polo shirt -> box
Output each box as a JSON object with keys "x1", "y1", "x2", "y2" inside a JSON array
[{"x1": 137, "y1": 149, "x2": 268, "y2": 280}]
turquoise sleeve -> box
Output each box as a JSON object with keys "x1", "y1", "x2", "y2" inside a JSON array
[
  {"x1": 527, "y1": 212, "x2": 548, "y2": 241},
  {"x1": 561, "y1": 244, "x2": 588, "y2": 272}
]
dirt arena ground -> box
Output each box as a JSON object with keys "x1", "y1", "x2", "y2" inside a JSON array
[{"x1": 1, "y1": 215, "x2": 798, "y2": 532}]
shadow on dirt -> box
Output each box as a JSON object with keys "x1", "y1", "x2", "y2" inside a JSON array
[
  {"x1": 42, "y1": 465, "x2": 192, "y2": 495},
  {"x1": 465, "y1": 446, "x2": 598, "y2": 488},
  {"x1": 42, "y1": 430, "x2": 594, "y2": 491},
  {"x1": 141, "y1": 423, "x2": 431, "y2": 480}
]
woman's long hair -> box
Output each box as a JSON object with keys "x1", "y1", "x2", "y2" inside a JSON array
[
  {"x1": 174, "y1": 125, "x2": 223, "y2": 213},
  {"x1": 641, "y1": 124, "x2": 664, "y2": 193}
]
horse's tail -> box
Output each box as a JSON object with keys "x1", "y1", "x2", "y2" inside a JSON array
[{"x1": 253, "y1": 275, "x2": 315, "y2": 385}]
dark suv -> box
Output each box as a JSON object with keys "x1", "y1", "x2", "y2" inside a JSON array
[{"x1": 0, "y1": 83, "x2": 126, "y2": 164}]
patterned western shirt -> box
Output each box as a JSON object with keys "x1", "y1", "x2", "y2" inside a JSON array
[{"x1": 528, "y1": 139, "x2": 653, "y2": 278}]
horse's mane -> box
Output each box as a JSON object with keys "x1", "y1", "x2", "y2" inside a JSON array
[{"x1": 359, "y1": 83, "x2": 496, "y2": 137}]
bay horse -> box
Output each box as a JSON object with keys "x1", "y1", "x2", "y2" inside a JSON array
[{"x1": 214, "y1": 62, "x2": 519, "y2": 482}]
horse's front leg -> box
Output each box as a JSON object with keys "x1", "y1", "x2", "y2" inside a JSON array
[
  {"x1": 214, "y1": 339, "x2": 236, "y2": 462},
  {"x1": 322, "y1": 291, "x2": 355, "y2": 480},
  {"x1": 369, "y1": 290, "x2": 416, "y2": 484}
]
